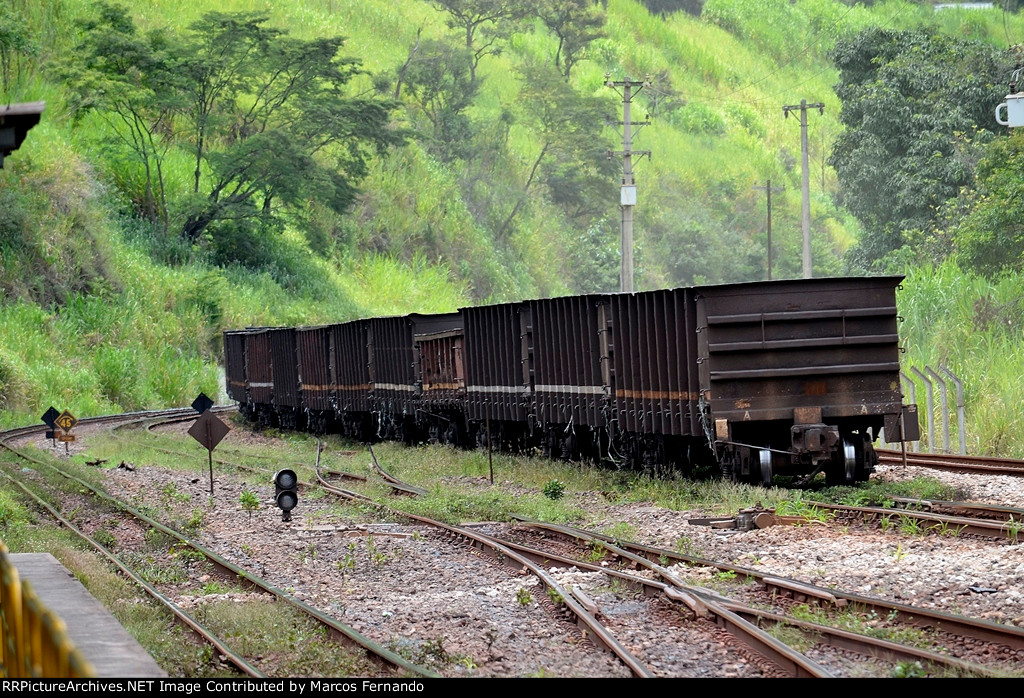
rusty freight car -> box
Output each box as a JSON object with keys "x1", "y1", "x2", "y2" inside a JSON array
[
  {"x1": 695, "y1": 276, "x2": 905, "y2": 484},
  {"x1": 411, "y1": 312, "x2": 465, "y2": 445},
  {"x1": 462, "y1": 302, "x2": 532, "y2": 451},
  {"x1": 295, "y1": 325, "x2": 332, "y2": 432},
  {"x1": 224, "y1": 276, "x2": 915, "y2": 485}
]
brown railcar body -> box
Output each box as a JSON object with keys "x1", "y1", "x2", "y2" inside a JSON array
[{"x1": 224, "y1": 277, "x2": 912, "y2": 484}]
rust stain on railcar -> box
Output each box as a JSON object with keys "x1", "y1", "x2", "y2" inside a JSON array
[
  {"x1": 423, "y1": 382, "x2": 464, "y2": 391},
  {"x1": 804, "y1": 380, "x2": 828, "y2": 396},
  {"x1": 794, "y1": 406, "x2": 822, "y2": 424}
]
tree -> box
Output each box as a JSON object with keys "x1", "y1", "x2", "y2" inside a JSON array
[
  {"x1": 400, "y1": 39, "x2": 480, "y2": 163},
  {"x1": 66, "y1": 5, "x2": 404, "y2": 244},
  {"x1": 565, "y1": 218, "x2": 619, "y2": 293},
  {"x1": 174, "y1": 13, "x2": 405, "y2": 242},
  {"x1": 949, "y1": 131, "x2": 1024, "y2": 275},
  {"x1": 174, "y1": 12, "x2": 277, "y2": 199},
  {"x1": 0, "y1": 4, "x2": 39, "y2": 94},
  {"x1": 535, "y1": 0, "x2": 607, "y2": 80},
  {"x1": 64, "y1": 2, "x2": 179, "y2": 230},
  {"x1": 828, "y1": 28, "x2": 1011, "y2": 268},
  {"x1": 429, "y1": 0, "x2": 529, "y2": 82},
  {"x1": 496, "y1": 61, "x2": 615, "y2": 238}
]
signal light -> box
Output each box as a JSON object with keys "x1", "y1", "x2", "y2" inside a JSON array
[{"x1": 274, "y1": 469, "x2": 298, "y2": 521}]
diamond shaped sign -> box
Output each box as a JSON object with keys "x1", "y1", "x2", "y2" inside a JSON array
[
  {"x1": 188, "y1": 410, "x2": 230, "y2": 452},
  {"x1": 55, "y1": 410, "x2": 77, "y2": 432},
  {"x1": 191, "y1": 392, "x2": 214, "y2": 414},
  {"x1": 41, "y1": 406, "x2": 60, "y2": 429}
]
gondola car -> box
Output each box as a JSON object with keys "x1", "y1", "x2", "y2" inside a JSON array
[{"x1": 224, "y1": 276, "x2": 917, "y2": 484}]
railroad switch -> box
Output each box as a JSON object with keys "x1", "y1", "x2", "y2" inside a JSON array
[{"x1": 688, "y1": 506, "x2": 808, "y2": 532}]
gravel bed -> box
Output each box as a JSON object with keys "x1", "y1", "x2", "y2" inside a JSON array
[
  {"x1": 11, "y1": 420, "x2": 1024, "y2": 676},
  {"x1": 586, "y1": 500, "x2": 1024, "y2": 629},
  {"x1": 98, "y1": 462, "x2": 630, "y2": 678},
  {"x1": 545, "y1": 566, "x2": 773, "y2": 677}
]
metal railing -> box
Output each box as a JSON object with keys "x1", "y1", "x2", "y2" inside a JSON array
[
  {"x1": 887, "y1": 365, "x2": 967, "y2": 455},
  {"x1": 0, "y1": 542, "x2": 95, "y2": 678}
]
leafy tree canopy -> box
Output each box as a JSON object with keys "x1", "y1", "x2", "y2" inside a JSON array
[
  {"x1": 63, "y1": 3, "x2": 406, "y2": 246},
  {"x1": 400, "y1": 38, "x2": 480, "y2": 163},
  {"x1": 828, "y1": 27, "x2": 1012, "y2": 269},
  {"x1": 491, "y1": 61, "x2": 616, "y2": 241},
  {"x1": 536, "y1": 0, "x2": 607, "y2": 80},
  {"x1": 0, "y1": 4, "x2": 39, "y2": 93},
  {"x1": 429, "y1": 0, "x2": 530, "y2": 81},
  {"x1": 949, "y1": 130, "x2": 1024, "y2": 276}
]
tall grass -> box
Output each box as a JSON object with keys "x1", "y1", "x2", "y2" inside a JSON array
[
  {"x1": 4, "y1": 0, "x2": 1024, "y2": 453},
  {"x1": 899, "y1": 262, "x2": 1024, "y2": 457},
  {"x1": 337, "y1": 255, "x2": 470, "y2": 316}
]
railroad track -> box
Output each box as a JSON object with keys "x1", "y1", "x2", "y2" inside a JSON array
[
  {"x1": 489, "y1": 523, "x2": 1007, "y2": 677},
  {"x1": 509, "y1": 518, "x2": 1024, "y2": 665},
  {"x1": 148, "y1": 440, "x2": 827, "y2": 675},
  {"x1": 348, "y1": 448, "x2": 836, "y2": 678},
  {"x1": 0, "y1": 464, "x2": 265, "y2": 678},
  {"x1": 888, "y1": 497, "x2": 1024, "y2": 524},
  {"x1": 313, "y1": 449, "x2": 658, "y2": 678},
  {"x1": 8, "y1": 413, "x2": 643, "y2": 675},
  {"x1": 802, "y1": 500, "x2": 1024, "y2": 542},
  {"x1": 877, "y1": 449, "x2": 1024, "y2": 477},
  {"x1": 327, "y1": 443, "x2": 1024, "y2": 676},
  {"x1": 7, "y1": 412, "x2": 1022, "y2": 677},
  {"x1": 500, "y1": 519, "x2": 1023, "y2": 676},
  {"x1": 0, "y1": 411, "x2": 435, "y2": 679}
]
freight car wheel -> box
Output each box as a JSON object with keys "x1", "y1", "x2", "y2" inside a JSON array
[
  {"x1": 759, "y1": 449, "x2": 773, "y2": 486},
  {"x1": 826, "y1": 439, "x2": 858, "y2": 486},
  {"x1": 856, "y1": 439, "x2": 876, "y2": 482},
  {"x1": 847, "y1": 435, "x2": 875, "y2": 483}
]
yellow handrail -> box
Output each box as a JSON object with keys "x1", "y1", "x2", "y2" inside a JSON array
[{"x1": 0, "y1": 542, "x2": 96, "y2": 678}]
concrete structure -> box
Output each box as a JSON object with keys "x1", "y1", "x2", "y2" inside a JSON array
[{"x1": 11, "y1": 553, "x2": 167, "y2": 677}]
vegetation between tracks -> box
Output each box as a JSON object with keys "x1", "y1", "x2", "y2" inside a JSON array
[
  {"x1": 0, "y1": 455, "x2": 237, "y2": 676},
  {"x1": 18, "y1": 418, "x2": 971, "y2": 535},
  {"x1": 4, "y1": 419, "x2": 1020, "y2": 679},
  {"x1": 0, "y1": 446, "x2": 403, "y2": 678}
]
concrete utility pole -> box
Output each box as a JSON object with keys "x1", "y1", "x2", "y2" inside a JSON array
[
  {"x1": 783, "y1": 99, "x2": 824, "y2": 279},
  {"x1": 752, "y1": 179, "x2": 784, "y2": 280},
  {"x1": 606, "y1": 74, "x2": 651, "y2": 293}
]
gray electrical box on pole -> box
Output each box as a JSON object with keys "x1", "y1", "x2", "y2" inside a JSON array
[
  {"x1": 783, "y1": 99, "x2": 824, "y2": 279},
  {"x1": 996, "y1": 68, "x2": 1024, "y2": 127},
  {"x1": 606, "y1": 74, "x2": 651, "y2": 294}
]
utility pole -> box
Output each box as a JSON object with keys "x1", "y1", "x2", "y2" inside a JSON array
[
  {"x1": 752, "y1": 179, "x2": 784, "y2": 280},
  {"x1": 606, "y1": 74, "x2": 651, "y2": 293},
  {"x1": 783, "y1": 99, "x2": 824, "y2": 279}
]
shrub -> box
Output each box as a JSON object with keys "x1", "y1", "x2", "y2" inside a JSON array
[{"x1": 542, "y1": 479, "x2": 565, "y2": 500}]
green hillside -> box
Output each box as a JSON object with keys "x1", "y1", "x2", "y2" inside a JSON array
[{"x1": 2, "y1": 0, "x2": 1024, "y2": 455}]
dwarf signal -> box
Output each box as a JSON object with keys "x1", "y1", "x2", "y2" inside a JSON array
[{"x1": 273, "y1": 469, "x2": 298, "y2": 522}]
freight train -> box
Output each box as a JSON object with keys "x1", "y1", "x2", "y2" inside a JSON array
[{"x1": 223, "y1": 276, "x2": 919, "y2": 485}]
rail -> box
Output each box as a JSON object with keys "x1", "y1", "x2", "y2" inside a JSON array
[{"x1": 0, "y1": 541, "x2": 96, "y2": 678}]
